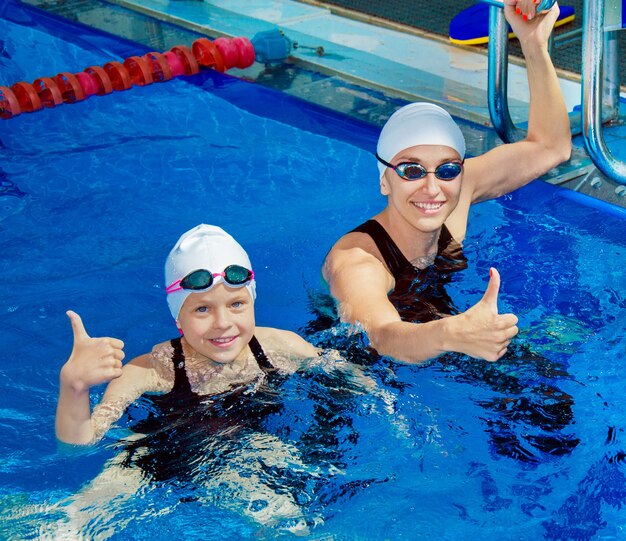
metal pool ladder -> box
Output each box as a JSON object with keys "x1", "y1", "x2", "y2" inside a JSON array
[{"x1": 484, "y1": 0, "x2": 626, "y2": 186}]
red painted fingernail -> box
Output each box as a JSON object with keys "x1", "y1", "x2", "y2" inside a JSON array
[
  {"x1": 523, "y1": 13, "x2": 528, "y2": 20},
  {"x1": 515, "y1": 6, "x2": 521, "y2": 13},
  {"x1": 490, "y1": 268, "x2": 493, "y2": 278}
]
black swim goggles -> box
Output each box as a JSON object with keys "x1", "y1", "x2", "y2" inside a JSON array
[
  {"x1": 166, "y1": 265, "x2": 254, "y2": 294},
  {"x1": 376, "y1": 153, "x2": 464, "y2": 181}
]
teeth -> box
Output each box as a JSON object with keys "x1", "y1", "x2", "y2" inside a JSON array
[
  {"x1": 212, "y1": 337, "x2": 234, "y2": 343},
  {"x1": 414, "y1": 202, "x2": 443, "y2": 210}
]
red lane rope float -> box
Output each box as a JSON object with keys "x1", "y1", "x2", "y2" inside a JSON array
[
  {"x1": 123, "y1": 56, "x2": 153, "y2": 86},
  {"x1": 214, "y1": 37, "x2": 255, "y2": 70},
  {"x1": 54, "y1": 72, "x2": 85, "y2": 103},
  {"x1": 103, "y1": 62, "x2": 132, "y2": 91},
  {"x1": 231, "y1": 37, "x2": 255, "y2": 69},
  {"x1": 84, "y1": 66, "x2": 114, "y2": 95},
  {"x1": 143, "y1": 52, "x2": 173, "y2": 82},
  {"x1": 0, "y1": 86, "x2": 21, "y2": 119},
  {"x1": 170, "y1": 46, "x2": 200, "y2": 76},
  {"x1": 0, "y1": 35, "x2": 255, "y2": 119},
  {"x1": 75, "y1": 72, "x2": 98, "y2": 97},
  {"x1": 213, "y1": 37, "x2": 239, "y2": 71},
  {"x1": 33, "y1": 77, "x2": 63, "y2": 108},
  {"x1": 164, "y1": 51, "x2": 185, "y2": 78},
  {"x1": 11, "y1": 82, "x2": 42, "y2": 112},
  {"x1": 192, "y1": 38, "x2": 226, "y2": 73}
]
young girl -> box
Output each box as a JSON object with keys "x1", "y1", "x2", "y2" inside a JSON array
[
  {"x1": 55, "y1": 223, "x2": 320, "y2": 445},
  {"x1": 52, "y1": 224, "x2": 389, "y2": 535}
]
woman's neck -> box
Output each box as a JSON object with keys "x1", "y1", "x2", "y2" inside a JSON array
[{"x1": 374, "y1": 211, "x2": 441, "y2": 268}]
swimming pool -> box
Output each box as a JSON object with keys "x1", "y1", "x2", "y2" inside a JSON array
[{"x1": 1, "y1": 3, "x2": 626, "y2": 540}]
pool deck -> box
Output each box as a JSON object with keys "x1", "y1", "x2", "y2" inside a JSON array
[
  {"x1": 22, "y1": 0, "x2": 626, "y2": 209},
  {"x1": 80, "y1": 0, "x2": 585, "y2": 123}
]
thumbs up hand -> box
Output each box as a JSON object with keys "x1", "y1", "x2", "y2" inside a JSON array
[
  {"x1": 60, "y1": 311, "x2": 125, "y2": 393},
  {"x1": 447, "y1": 268, "x2": 519, "y2": 362}
]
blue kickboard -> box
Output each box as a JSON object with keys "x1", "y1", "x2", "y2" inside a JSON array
[{"x1": 449, "y1": 3, "x2": 575, "y2": 45}]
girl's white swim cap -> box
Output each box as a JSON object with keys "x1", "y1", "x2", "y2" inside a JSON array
[
  {"x1": 376, "y1": 102, "x2": 466, "y2": 178},
  {"x1": 165, "y1": 224, "x2": 256, "y2": 320}
]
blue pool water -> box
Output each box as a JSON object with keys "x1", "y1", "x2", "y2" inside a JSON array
[{"x1": 1, "y1": 4, "x2": 626, "y2": 540}]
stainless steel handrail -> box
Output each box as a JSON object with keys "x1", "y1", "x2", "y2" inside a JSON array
[
  {"x1": 484, "y1": 0, "x2": 556, "y2": 143},
  {"x1": 484, "y1": 0, "x2": 626, "y2": 185},
  {"x1": 487, "y1": 4, "x2": 523, "y2": 143},
  {"x1": 581, "y1": 0, "x2": 626, "y2": 185}
]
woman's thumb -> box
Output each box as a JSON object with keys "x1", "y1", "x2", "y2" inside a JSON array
[{"x1": 481, "y1": 268, "x2": 501, "y2": 314}]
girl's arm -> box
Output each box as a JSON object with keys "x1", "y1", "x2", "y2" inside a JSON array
[{"x1": 55, "y1": 311, "x2": 153, "y2": 445}]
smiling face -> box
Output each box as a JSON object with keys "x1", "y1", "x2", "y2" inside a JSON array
[
  {"x1": 176, "y1": 283, "x2": 255, "y2": 365},
  {"x1": 380, "y1": 144, "x2": 463, "y2": 235}
]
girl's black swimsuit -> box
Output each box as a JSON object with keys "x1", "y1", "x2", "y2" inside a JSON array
[
  {"x1": 122, "y1": 336, "x2": 282, "y2": 482},
  {"x1": 141, "y1": 335, "x2": 275, "y2": 414}
]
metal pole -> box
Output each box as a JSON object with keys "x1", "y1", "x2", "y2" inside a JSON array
[
  {"x1": 487, "y1": 4, "x2": 525, "y2": 142},
  {"x1": 581, "y1": 0, "x2": 626, "y2": 184}
]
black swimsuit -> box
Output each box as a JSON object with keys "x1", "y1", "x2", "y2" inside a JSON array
[
  {"x1": 350, "y1": 219, "x2": 467, "y2": 323},
  {"x1": 122, "y1": 336, "x2": 282, "y2": 482},
  {"x1": 350, "y1": 221, "x2": 579, "y2": 462},
  {"x1": 141, "y1": 335, "x2": 275, "y2": 415}
]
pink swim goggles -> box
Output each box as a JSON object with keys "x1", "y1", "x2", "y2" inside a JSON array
[{"x1": 166, "y1": 265, "x2": 254, "y2": 294}]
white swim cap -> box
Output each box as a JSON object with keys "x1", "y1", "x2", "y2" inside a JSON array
[
  {"x1": 376, "y1": 102, "x2": 466, "y2": 178},
  {"x1": 165, "y1": 224, "x2": 256, "y2": 320}
]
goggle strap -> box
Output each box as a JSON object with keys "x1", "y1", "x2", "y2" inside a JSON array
[{"x1": 165, "y1": 280, "x2": 183, "y2": 294}]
